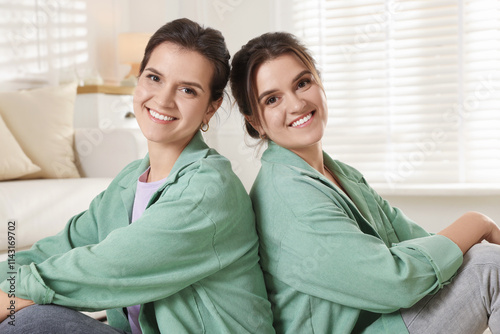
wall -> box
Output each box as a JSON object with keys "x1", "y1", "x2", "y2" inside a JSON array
[
  {"x1": 382, "y1": 194, "x2": 500, "y2": 233},
  {"x1": 84, "y1": 0, "x2": 125, "y2": 85}
]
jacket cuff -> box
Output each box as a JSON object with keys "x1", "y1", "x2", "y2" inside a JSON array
[
  {"x1": 6, "y1": 263, "x2": 55, "y2": 304},
  {"x1": 396, "y1": 234, "x2": 463, "y2": 284}
]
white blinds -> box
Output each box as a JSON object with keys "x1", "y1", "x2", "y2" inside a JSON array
[
  {"x1": 0, "y1": 0, "x2": 88, "y2": 88},
  {"x1": 292, "y1": 0, "x2": 500, "y2": 189}
]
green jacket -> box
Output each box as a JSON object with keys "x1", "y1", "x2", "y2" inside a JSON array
[
  {"x1": 250, "y1": 141, "x2": 463, "y2": 334},
  {"x1": 0, "y1": 132, "x2": 274, "y2": 334}
]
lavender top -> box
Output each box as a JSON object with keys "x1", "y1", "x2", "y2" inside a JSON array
[{"x1": 128, "y1": 167, "x2": 167, "y2": 334}]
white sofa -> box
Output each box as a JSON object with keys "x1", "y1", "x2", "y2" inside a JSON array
[
  {"x1": 0, "y1": 84, "x2": 146, "y2": 321},
  {"x1": 0, "y1": 128, "x2": 147, "y2": 261},
  {"x1": 0, "y1": 127, "x2": 146, "y2": 321}
]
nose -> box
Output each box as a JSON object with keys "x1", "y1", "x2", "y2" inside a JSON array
[
  {"x1": 157, "y1": 86, "x2": 176, "y2": 109},
  {"x1": 287, "y1": 92, "x2": 306, "y2": 114}
]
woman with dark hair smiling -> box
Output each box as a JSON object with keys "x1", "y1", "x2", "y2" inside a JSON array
[
  {"x1": 230, "y1": 31, "x2": 500, "y2": 334},
  {"x1": 0, "y1": 18, "x2": 274, "y2": 334}
]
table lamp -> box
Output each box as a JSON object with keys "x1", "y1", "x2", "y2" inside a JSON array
[{"x1": 118, "y1": 33, "x2": 151, "y2": 86}]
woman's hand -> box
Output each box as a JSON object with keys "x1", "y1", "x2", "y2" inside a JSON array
[
  {"x1": 438, "y1": 211, "x2": 500, "y2": 254},
  {"x1": 0, "y1": 289, "x2": 34, "y2": 323},
  {"x1": 483, "y1": 216, "x2": 500, "y2": 244}
]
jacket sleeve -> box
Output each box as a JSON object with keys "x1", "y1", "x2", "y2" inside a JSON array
[
  {"x1": 0, "y1": 169, "x2": 228, "y2": 312},
  {"x1": 0, "y1": 192, "x2": 104, "y2": 283},
  {"x1": 0, "y1": 161, "x2": 142, "y2": 284},
  {"x1": 268, "y1": 171, "x2": 463, "y2": 314},
  {"x1": 360, "y1": 177, "x2": 433, "y2": 241}
]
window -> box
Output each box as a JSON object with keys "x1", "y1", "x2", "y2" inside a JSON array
[
  {"x1": 0, "y1": 0, "x2": 88, "y2": 88},
  {"x1": 292, "y1": 0, "x2": 500, "y2": 190}
]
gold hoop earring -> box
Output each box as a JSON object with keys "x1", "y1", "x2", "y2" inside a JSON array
[{"x1": 200, "y1": 123, "x2": 209, "y2": 132}]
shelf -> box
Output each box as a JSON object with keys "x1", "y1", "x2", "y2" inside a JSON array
[{"x1": 77, "y1": 85, "x2": 135, "y2": 95}]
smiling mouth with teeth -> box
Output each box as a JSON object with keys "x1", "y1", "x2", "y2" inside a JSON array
[
  {"x1": 290, "y1": 112, "x2": 313, "y2": 128},
  {"x1": 148, "y1": 108, "x2": 176, "y2": 121}
]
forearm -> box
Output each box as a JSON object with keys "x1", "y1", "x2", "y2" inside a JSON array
[
  {"x1": 438, "y1": 211, "x2": 500, "y2": 254},
  {"x1": 0, "y1": 202, "x2": 222, "y2": 311},
  {"x1": 0, "y1": 289, "x2": 34, "y2": 323}
]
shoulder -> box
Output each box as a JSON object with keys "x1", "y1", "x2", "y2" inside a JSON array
[
  {"x1": 257, "y1": 160, "x2": 314, "y2": 187},
  {"x1": 168, "y1": 150, "x2": 251, "y2": 209},
  {"x1": 182, "y1": 150, "x2": 240, "y2": 190},
  {"x1": 252, "y1": 160, "x2": 335, "y2": 218}
]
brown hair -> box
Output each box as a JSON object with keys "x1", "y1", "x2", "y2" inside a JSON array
[
  {"x1": 139, "y1": 18, "x2": 230, "y2": 102},
  {"x1": 230, "y1": 32, "x2": 321, "y2": 139}
]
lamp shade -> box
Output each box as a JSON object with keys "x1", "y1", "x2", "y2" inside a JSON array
[{"x1": 118, "y1": 33, "x2": 151, "y2": 65}]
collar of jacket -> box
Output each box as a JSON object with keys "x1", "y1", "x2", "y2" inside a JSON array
[
  {"x1": 262, "y1": 141, "x2": 380, "y2": 237},
  {"x1": 262, "y1": 141, "x2": 364, "y2": 184},
  {"x1": 118, "y1": 131, "x2": 211, "y2": 191},
  {"x1": 114, "y1": 131, "x2": 210, "y2": 225}
]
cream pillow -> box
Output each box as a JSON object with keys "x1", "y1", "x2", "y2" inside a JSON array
[
  {"x1": 0, "y1": 114, "x2": 41, "y2": 180},
  {"x1": 0, "y1": 83, "x2": 80, "y2": 179}
]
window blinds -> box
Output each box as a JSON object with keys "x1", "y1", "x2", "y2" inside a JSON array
[
  {"x1": 0, "y1": 0, "x2": 88, "y2": 87},
  {"x1": 292, "y1": 0, "x2": 500, "y2": 189}
]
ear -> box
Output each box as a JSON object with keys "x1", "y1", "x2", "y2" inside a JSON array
[
  {"x1": 203, "y1": 97, "x2": 223, "y2": 124},
  {"x1": 244, "y1": 114, "x2": 264, "y2": 136}
]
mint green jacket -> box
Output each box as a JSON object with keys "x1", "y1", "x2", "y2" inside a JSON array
[
  {"x1": 250, "y1": 142, "x2": 463, "y2": 334},
  {"x1": 0, "y1": 132, "x2": 274, "y2": 334}
]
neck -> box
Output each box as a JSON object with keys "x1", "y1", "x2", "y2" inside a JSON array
[
  {"x1": 290, "y1": 141, "x2": 325, "y2": 174},
  {"x1": 146, "y1": 141, "x2": 187, "y2": 182},
  {"x1": 290, "y1": 141, "x2": 340, "y2": 187}
]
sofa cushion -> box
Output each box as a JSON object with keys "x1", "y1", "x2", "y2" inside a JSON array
[
  {"x1": 0, "y1": 83, "x2": 80, "y2": 179},
  {"x1": 0, "y1": 114, "x2": 41, "y2": 180},
  {"x1": 0, "y1": 178, "x2": 112, "y2": 252}
]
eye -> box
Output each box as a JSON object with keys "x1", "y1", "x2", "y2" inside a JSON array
[
  {"x1": 297, "y1": 78, "x2": 311, "y2": 89},
  {"x1": 265, "y1": 96, "x2": 278, "y2": 105},
  {"x1": 181, "y1": 87, "x2": 197, "y2": 96},
  {"x1": 146, "y1": 74, "x2": 160, "y2": 82}
]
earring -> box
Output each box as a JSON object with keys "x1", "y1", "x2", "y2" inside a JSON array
[
  {"x1": 259, "y1": 133, "x2": 267, "y2": 140},
  {"x1": 200, "y1": 123, "x2": 209, "y2": 132}
]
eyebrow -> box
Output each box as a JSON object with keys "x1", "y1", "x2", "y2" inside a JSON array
[
  {"x1": 258, "y1": 70, "x2": 311, "y2": 102},
  {"x1": 144, "y1": 67, "x2": 205, "y2": 92}
]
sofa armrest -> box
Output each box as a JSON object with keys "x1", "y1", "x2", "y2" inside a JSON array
[{"x1": 75, "y1": 128, "x2": 147, "y2": 178}]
